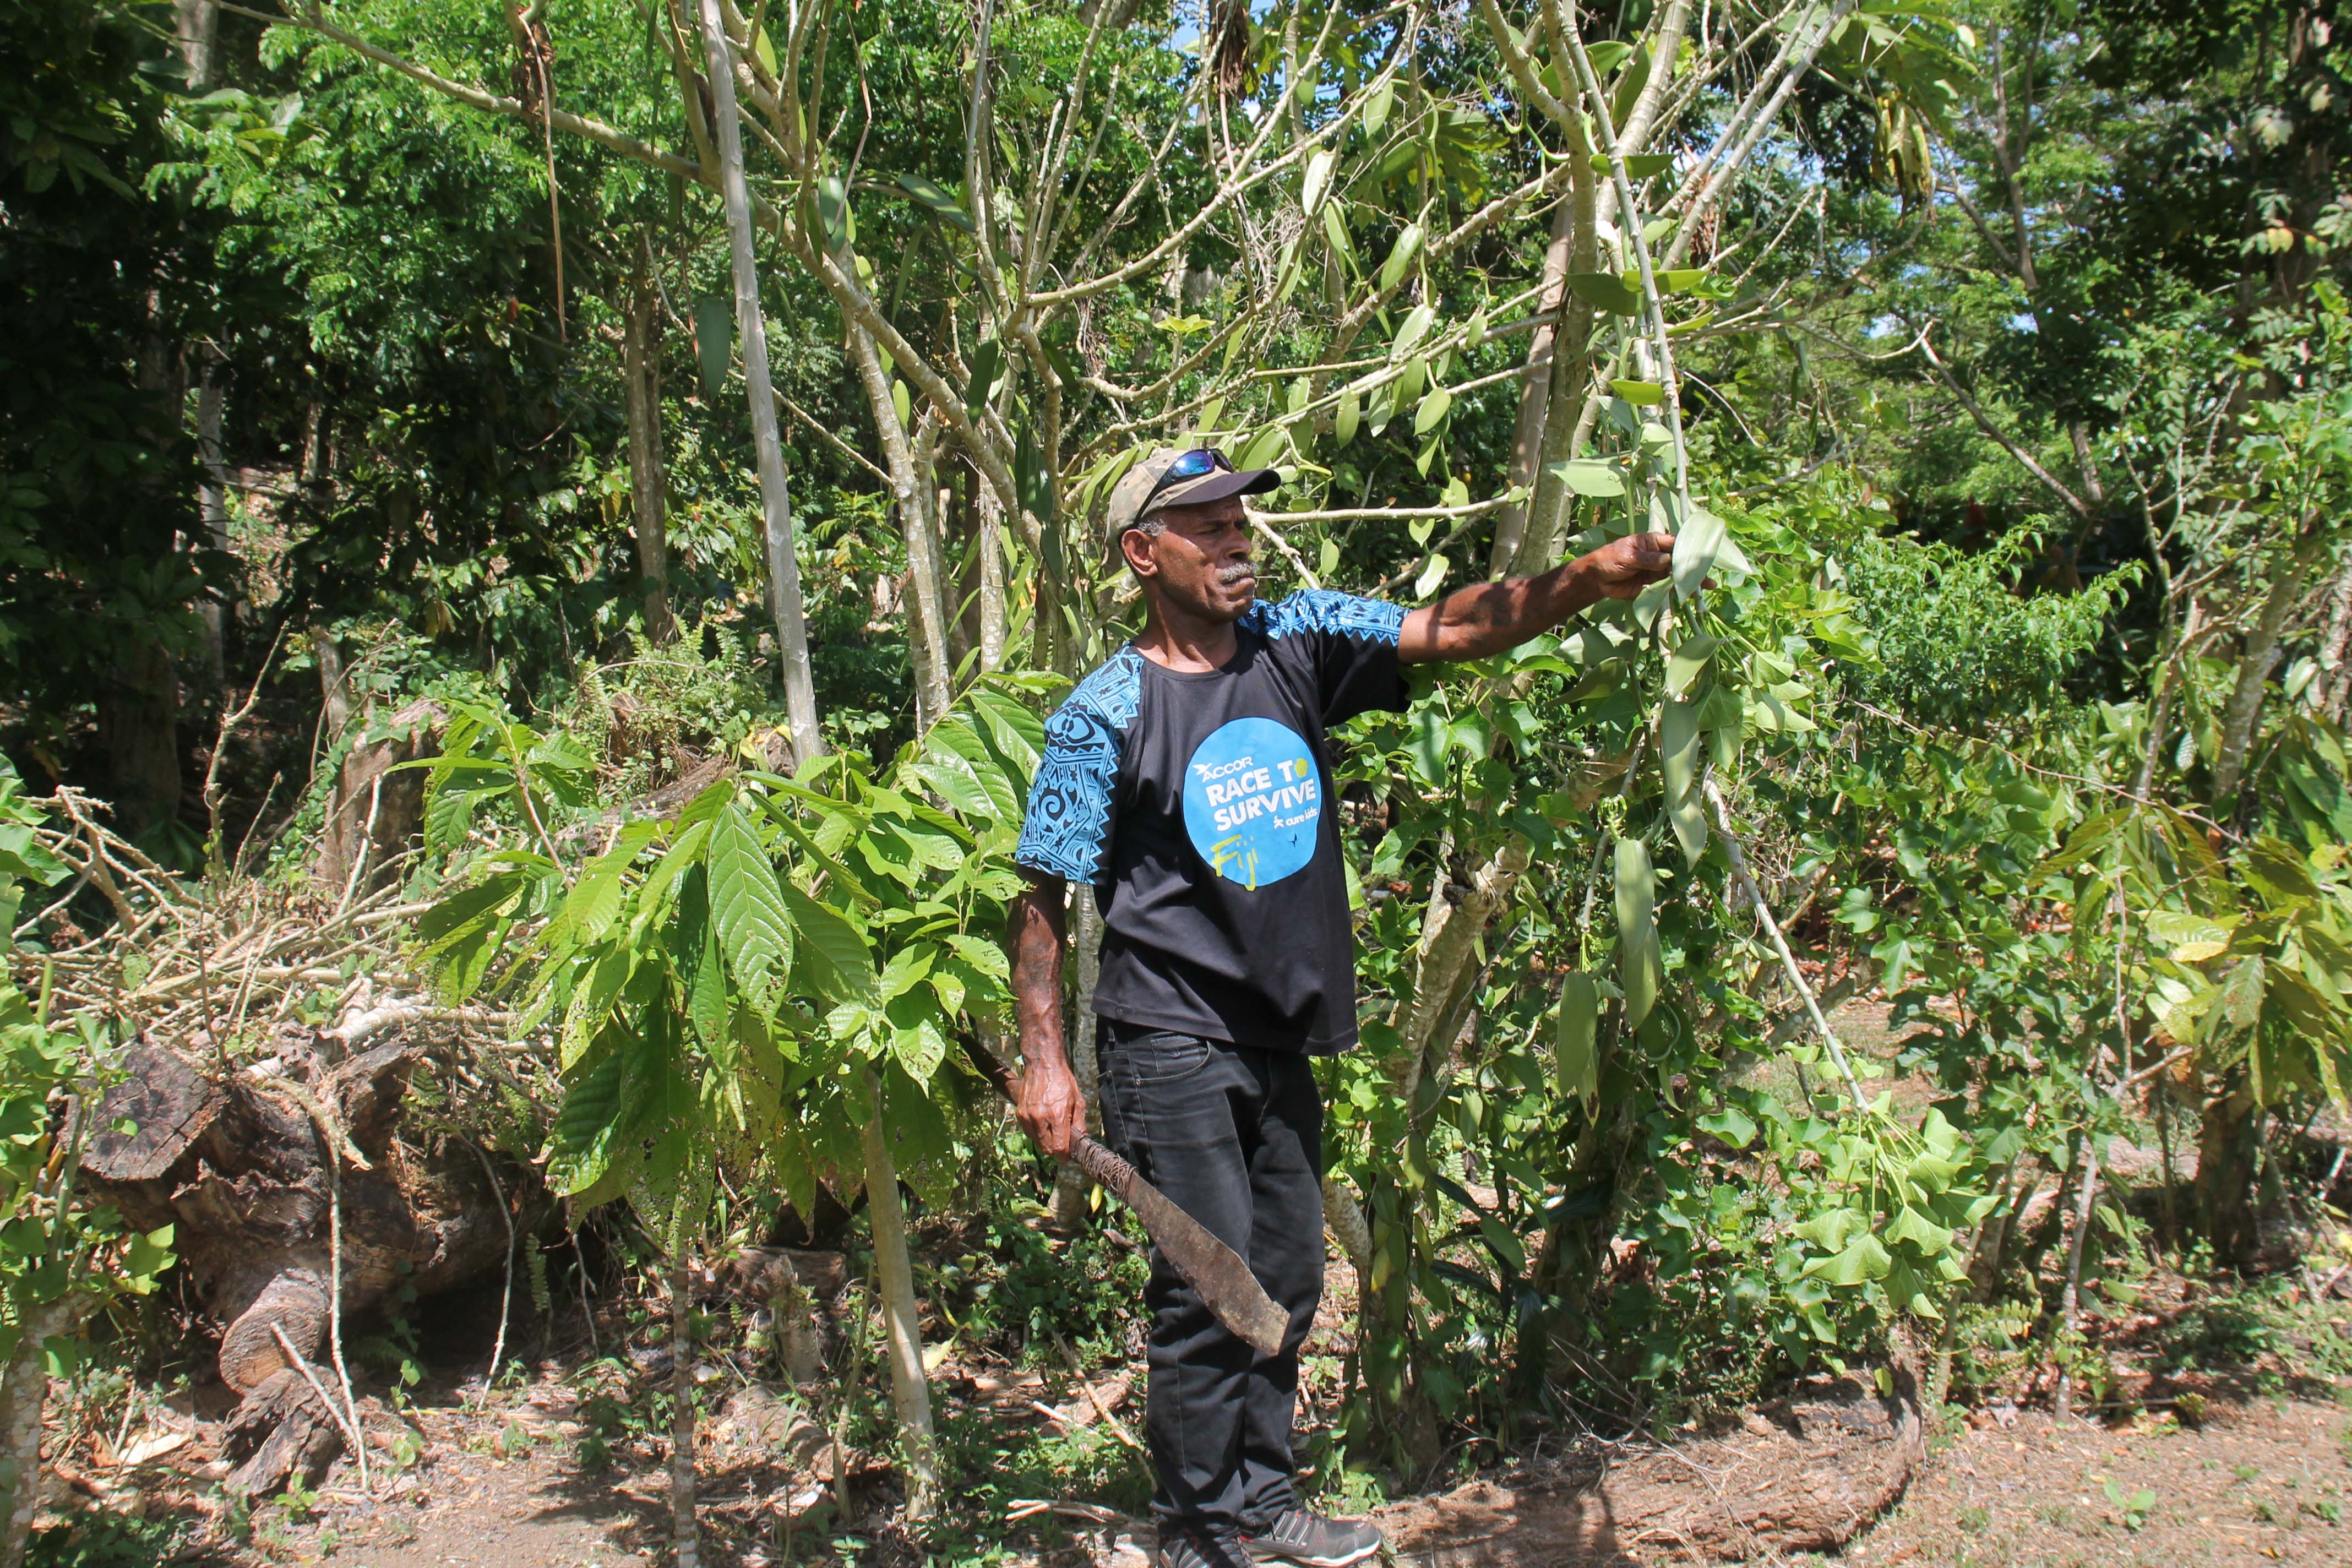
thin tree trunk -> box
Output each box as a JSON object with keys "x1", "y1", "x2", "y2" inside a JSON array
[
  {"x1": 2196, "y1": 1072, "x2": 2262, "y2": 1270},
  {"x1": 173, "y1": 0, "x2": 217, "y2": 86},
  {"x1": 859, "y1": 1072, "x2": 939, "y2": 1520},
  {"x1": 845, "y1": 325, "x2": 952, "y2": 729},
  {"x1": 977, "y1": 481, "x2": 1006, "y2": 673},
  {"x1": 2318, "y1": 557, "x2": 2352, "y2": 725},
  {"x1": 667, "y1": 1257, "x2": 698, "y2": 1568},
  {"x1": 2212, "y1": 534, "x2": 2319, "y2": 807},
  {"x1": 1489, "y1": 198, "x2": 1578, "y2": 577},
  {"x1": 624, "y1": 268, "x2": 677, "y2": 646},
  {"x1": 194, "y1": 353, "x2": 232, "y2": 688},
  {"x1": 0, "y1": 1299, "x2": 70, "y2": 1568},
  {"x1": 2050, "y1": 1133, "x2": 2102, "y2": 1419},
  {"x1": 1048, "y1": 885, "x2": 1103, "y2": 1231},
  {"x1": 1509, "y1": 133, "x2": 1601, "y2": 580},
  {"x1": 313, "y1": 628, "x2": 352, "y2": 739},
  {"x1": 697, "y1": 0, "x2": 821, "y2": 763},
  {"x1": 100, "y1": 637, "x2": 181, "y2": 836}
]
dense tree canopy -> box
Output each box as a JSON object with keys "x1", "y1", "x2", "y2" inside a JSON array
[{"x1": 4, "y1": 0, "x2": 2350, "y2": 1540}]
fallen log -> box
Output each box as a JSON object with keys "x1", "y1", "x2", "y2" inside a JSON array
[
  {"x1": 220, "y1": 1368, "x2": 342, "y2": 1497},
  {"x1": 80, "y1": 1038, "x2": 525, "y2": 1396}
]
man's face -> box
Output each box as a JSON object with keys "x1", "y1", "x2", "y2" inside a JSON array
[{"x1": 1121, "y1": 496, "x2": 1256, "y2": 623}]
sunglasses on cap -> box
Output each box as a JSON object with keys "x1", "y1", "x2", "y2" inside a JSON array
[{"x1": 1136, "y1": 447, "x2": 1235, "y2": 515}]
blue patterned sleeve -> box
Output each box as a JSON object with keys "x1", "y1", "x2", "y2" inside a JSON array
[
  {"x1": 1253, "y1": 591, "x2": 1410, "y2": 725},
  {"x1": 1014, "y1": 649, "x2": 1142, "y2": 884}
]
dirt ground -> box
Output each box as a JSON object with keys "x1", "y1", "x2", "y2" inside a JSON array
[
  {"x1": 47, "y1": 1372, "x2": 2349, "y2": 1567},
  {"x1": 1826, "y1": 1394, "x2": 2352, "y2": 1567}
]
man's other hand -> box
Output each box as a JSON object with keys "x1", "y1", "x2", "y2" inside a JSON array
[
  {"x1": 1015, "y1": 1058, "x2": 1087, "y2": 1159},
  {"x1": 1576, "y1": 530, "x2": 1679, "y2": 599}
]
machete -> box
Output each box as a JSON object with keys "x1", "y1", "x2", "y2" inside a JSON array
[{"x1": 959, "y1": 1036, "x2": 1289, "y2": 1359}]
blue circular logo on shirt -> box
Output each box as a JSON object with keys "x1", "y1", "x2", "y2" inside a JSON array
[{"x1": 1183, "y1": 717, "x2": 1322, "y2": 889}]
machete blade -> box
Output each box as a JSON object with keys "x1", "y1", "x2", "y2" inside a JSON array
[
  {"x1": 1074, "y1": 1139, "x2": 1289, "y2": 1359},
  {"x1": 956, "y1": 1035, "x2": 1288, "y2": 1358}
]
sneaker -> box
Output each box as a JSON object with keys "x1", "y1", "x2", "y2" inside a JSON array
[
  {"x1": 1240, "y1": 1508, "x2": 1385, "y2": 1567},
  {"x1": 1157, "y1": 1525, "x2": 1253, "y2": 1568}
]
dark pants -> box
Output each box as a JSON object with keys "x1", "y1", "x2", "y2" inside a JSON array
[{"x1": 1095, "y1": 1021, "x2": 1325, "y2": 1533}]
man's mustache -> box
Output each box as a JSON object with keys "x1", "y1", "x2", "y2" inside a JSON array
[{"x1": 1216, "y1": 560, "x2": 1256, "y2": 586}]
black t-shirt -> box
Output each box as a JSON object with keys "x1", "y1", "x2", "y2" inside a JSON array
[{"x1": 1014, "y1": 591, "x2": 1410, "y2": 1053}]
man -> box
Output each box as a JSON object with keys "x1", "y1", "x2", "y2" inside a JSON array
[{"x1": 1008, "y1": 447, "x2": 1675, "y2": 1568}]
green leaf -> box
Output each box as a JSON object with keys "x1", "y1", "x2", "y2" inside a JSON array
[
  {"x1": 1659, "y1": 699, "x2": 1707, "y2": 865},
  {"x1": 1555, "y1": 970, "x2": 1599, "y2": 1107},
  {"x1": 1611, "y1": 378, "x2": 1665, "y2": 406},
  {"x1": 1413, "y1": 385, "x2": 1452, "y2": 436},
  {"x1": 1363, "y1": 77, "x2": 1395, "y2": 134},
  {"x1": 965, "y1": 337, "x2": 1001, "y2": 424},
  {"x1": 1885, "y1": 1204, "x2": 1954, "y2": 1255},
  {"x1": 1477, "y1": 1215, "x2": 1527, "y2": 1278},
  {"x1": 1664, "y1": 633, "x2": 1717, "y2": 700},
  {"x1": 894, "y1": 1012, "x2": 949, "y2": 1084},
  {"x1": 1321, "y1": 199, "x2": 1354, "y2": 262},
  {"x1": 1591, "y1": 152, "x2": 1673, "y2": 179},
  {"x1": 780, "y1": 881, "x2": 876, "y2": 1003},
  {"x1": 694, "y1": 295, "x2": 733, "y2": 399},
  {"x1": 1549, "y1": 458, "x2": 1626, "y2": 497},
  {"x1": 1807, "y1": 1229, "x2": 1893, "y2": 1287},
  {"x1": 1336, "y1": 389, "x2": 1361, "y2": 445},
  {"x1": 1585, "y1": 40, "x2": 1633, "y2": 74},
  {"x1": 706, "y1": 803, "x2": 796, "y2": 1003},
  {"x1": 1378, "y1": 221, "x2": 1424, "y2": 293},
  {"x1": 1567, "y1": 271, "x2": 1642, "y2": 315},
  {"x1": 1697, "y1": 1104, "x2": 1758, "y2": 1147},
  {"x1": 1673, "y1": 504, "x2": 1727, "y2": 600},
  {"x1": 1407, "y1": 707, "x2": 1450, "y2": 785},
  {"x1": 1301, "y1": 146, "x2": 1338, "y2": 216},
  {"x1": 1614, "y1": 837, "x2": 1660, "y2": 1029},
  {"x1": 895, "y1": 171, "x2": 974, "y2": 233},
  {"x1": 816, "y1": 173, "x2": 852, "y2": 251}
]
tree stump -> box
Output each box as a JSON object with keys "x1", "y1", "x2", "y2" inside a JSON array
[
  {"x1": 221, "y1": 1367, "x2": 342, "y2": 1496},
  {"x1": 313, "y1": 698, "x2": 443, "y2": 891},
  {"x1": 80, "y1": 1039, "x2": 522, "y2": 1396}
]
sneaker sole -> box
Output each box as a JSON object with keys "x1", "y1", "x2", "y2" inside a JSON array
[{"x1": 1242, "y1": 1545, "x2": 1382, "y2": 1568}]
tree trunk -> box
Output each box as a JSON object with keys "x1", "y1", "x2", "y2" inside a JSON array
[
  {"x1": 2049, "y1": 1132, "x2": 2103, "y2": 1418},
  {"x1": 0, "y1": 1298, "x2": 70, "y2": 1568},
  {"x1": 846, "y1": 324, "x2": 952, "y2": 730},
  {"x1": 1487, "y1": 197, "x2": 1578, "y2": 577},
  {"x1": 1048, "y1": 885, "x2": 1103, "y2": 1231},
  {"x1": 2195, "y1": 1072, "x2": 2262, "y2": 1271},
  {"x1": 173, "y1": 0, "x2": 217, "y2": 88},
  {"x1": 668, "y1": 1256, "x2": 699, "y2": 1568},
  {"x1": 79, "y1": 1041, "x2": 520, "y2": 1395},
  {"x1": 2212, "y1": 535, "x2": 2319, "y2": 809},
  {"x1": 623, "y1": 269, "x2": 677, "y2": 646},
  {"x1": 2317, "y1": 558, "x2": 2352, "y2": 725},
  {"x1": 977, "y1": 478, "x2": 1006, "y2": 674},
  {"x1": 859, "y1": 1072, "x2": 938, "y2": 1520},
  {"x1": 313, "y1": 699, "x2": 442, "y2": 892},
  {"x1": 99, "y1": 635, "x2": 181, "y2": 838},
  {"x1": 1507, "y1": 135, "x2": 1602, "y2": 580},
  {"x1": 697, "y1": 0, "x2": 822, "y2": 763},
  {"x1": 194, "y1": 351, "x2": 232, "y2": 688},
  {"x1": 314, "y1": 628, "x2": 352, "y2": 739}
]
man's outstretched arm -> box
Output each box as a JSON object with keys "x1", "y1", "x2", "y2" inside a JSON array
[
  {"x1": 1397, "y1": 531, "x2": 1677, "y2": 665},
  {"x1": 1008, "y1": 869, "x2": 1085, "y2": 1158}
]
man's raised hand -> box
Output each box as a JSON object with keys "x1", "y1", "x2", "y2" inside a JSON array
[
  {"x1": 1015, "y1": 1056, "x2": 1087, "y2": 1159},
  {"x1": 1577, "y1": 530, "x2": 1679, "y2": 599}
]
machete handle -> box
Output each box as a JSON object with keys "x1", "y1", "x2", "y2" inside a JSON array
[
  {"x1": 956, "y1": 1032, "x2": 1123, "y2": 1173},
  {"x1": 957, "y1": 1030, "x2": 1023, "y2": 1103}
]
